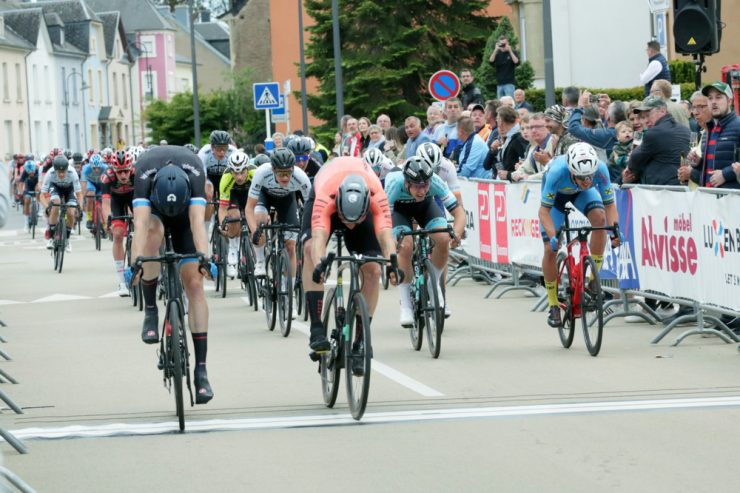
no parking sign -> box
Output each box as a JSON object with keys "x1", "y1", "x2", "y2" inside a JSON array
[{"x1": 428, "y1": 70, "x2": 460, "y2": 101}]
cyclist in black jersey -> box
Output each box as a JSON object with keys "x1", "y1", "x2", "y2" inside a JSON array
[{"x1": 288, "y1": 136, "x2": 322, "y2": 180}]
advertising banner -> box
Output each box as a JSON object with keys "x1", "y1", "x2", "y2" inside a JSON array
[
  {"x1": 459, "y1": 180, "x2": 480, "y2": 259},
  {"x1": 601, "y1": 188, "x2": 640, "y2": 288},
  {"x1": 493, "y1": 183, "x2": 509, "y2": 264},
  {"x1": 506, "y1": 182, "x2": 543, "y2": 267}
]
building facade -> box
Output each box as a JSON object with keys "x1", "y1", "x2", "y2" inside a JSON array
[{"x1": 0, "y1": 12, "x2": 32, "y2": 160}]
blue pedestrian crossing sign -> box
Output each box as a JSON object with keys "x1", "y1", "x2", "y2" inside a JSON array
[{"x1": 253, "y1": 82, "x2": 282, "y2": 110}]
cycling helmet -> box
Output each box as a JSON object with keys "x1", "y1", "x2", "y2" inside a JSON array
[
  {"x1": 13, "y1": 153, "x2": 24, "y2": 161},
  {"x1": 363, "y1": 148, "x2": 386, "y2": 172},
  {"x1": 416, "y1": 142, "x2": 443, "y2": 172},
  {"x1": 150, "y1": 164, "x2": 192, "y2": 217},
  {"x1": 402, "y1": 155, "x2": 433, "y2": 184},
  {"x1": 23, "y1": 161, "x2": 36, "y2": 174},
  {"x1": 184, "y1": 143, "x2": 199, "y2": 154},
  {"x1": 112, "y1": 150, "x2": 133, "y2": 171},
  {"x1": 52, "y1": 155, "x2": 69, "y2": 171},
  {"x1": 25, "y1": 153, "x2": 34, "y2": 161},
  {"x1": 63, "y1": 149, "x2": 72, "y2": 159},
  {"x1": 90, "y1": 154, "x2": 103, "y2": 168},
  {"x1": 287, "y1": 137, "x2": 312, "y2": 156},
  {"x1": 101, "y1": 148, "x2": 113, "y2": 161},
  {"x1": 228, "y1": 150, "x2": 250, "y2": 173},
  {"x1": 253, "y1": 154, "x2": 271, "y2": 167},
  {"x1": 567, "y1": 142, "x2": 599, "y2": 177},
  {"x1": 87, "y1": 148, "x2": 96, "y2": 158},
  {"x1": 72, "y1": 152, "x2": 84, "y2": 163},
  {"x1": 271, "y1": 148, "x2": 295, "y2": 170},
  {"x1": 336, "y1": 174, "x2": 370, "y2": 224},
  {"x1": 209, "y1": 130, "x2": 231, "y2": 146}
]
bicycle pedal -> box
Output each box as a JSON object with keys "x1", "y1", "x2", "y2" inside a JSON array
[{"x1": 308, "y1": 351, "x2": 322, "y2": 362}]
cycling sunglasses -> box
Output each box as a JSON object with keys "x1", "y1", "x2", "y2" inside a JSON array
[{"x1": 295, "y1": 154, "x2": 310, "y2": 163}]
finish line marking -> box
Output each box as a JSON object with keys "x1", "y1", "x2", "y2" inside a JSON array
[{"x1": 8, "y1": 396, "x2": 740, "y2": 441}]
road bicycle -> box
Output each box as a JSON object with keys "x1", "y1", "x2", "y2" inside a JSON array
[
  {"x1": 209, "y1": 211, "x2": 230, "y2": 299},
  {"x1": 135, "y1": 232, "x2": 200, "y2": 431},
  {"x1": 90, "y1": 193, "x2": 106, "y2": 251},
  {"x1": 26, "y1": 191, "x2": 40, "y2": 239},
  {"x1": 48, "y1": 203, "x2": 76, "y2": 274},
  {"x1": 315, "y1": 230, "x2": 396, "y2": 420},
  {"x1": 398, "y1": 226, "x2": 454, "y2": 359},
  {"x1": 110, "y1": 214, "x2": 140, "y2": 305},
  {"x1": 294, "y1": 236, "x2": 306, "y2": 320},
  {"x1": 555, "y1": 206, "x2": 620, "y2": 357},
  {"x1": 221, "y1": 215, "x2": 259, "y2": 311}
]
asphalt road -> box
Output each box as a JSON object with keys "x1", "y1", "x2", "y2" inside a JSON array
[{"x1": 1, "y1": 208, "x2": 739, "y2": 493}]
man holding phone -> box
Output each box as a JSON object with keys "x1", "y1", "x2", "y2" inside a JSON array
[{"x1": 488, "y1": 36, "x2": 520, "y2": 99}]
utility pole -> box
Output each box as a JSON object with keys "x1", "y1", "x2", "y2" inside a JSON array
[
  {"x1": 298, "y1": 0, "x2": 309, "y2": 134},
  {"x1": 189, "y1": 0, "x2": 201, "y2": 145},
  {"x1": 331, "y1": 0, "x2": 344, "y2": 130}
]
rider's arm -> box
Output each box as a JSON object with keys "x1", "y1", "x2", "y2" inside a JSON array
[
  {"x1": 245, "y1": 196, "x2": 259, "y2": 233},
  {"x1": 217, "y1": 175, "x2": 231, "y2": 226},
  {"x1": 377, "y1": 228, "x2": 396, "y2": 259},
  {"x1": 449, "y1": 204, "x2": 466, "y2": 241},
  {"x1": 190, "y1": 203, "x2": 208, "y2": 254},
  {"x1": 39, "y1": 173, "x2": 51, "y2": 208},
  {"x1": 604, "y1": 201, "x2": 618, "y2": 227},
  {"x1": 311, "y1": 228, "x2": 330, "y2": 264},
  {"x1": 539, "y1": 205, "x2": 557, "y2": 240}
]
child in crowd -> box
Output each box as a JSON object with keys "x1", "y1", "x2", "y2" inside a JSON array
[{"x1": 609, "y1": 121, "x2": 633, "y2": 184}]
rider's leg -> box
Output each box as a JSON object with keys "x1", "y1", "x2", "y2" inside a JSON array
[
  {"x1": 586, "y1": 206, "x2": 607, "y2": 272},
  {"x1": 360, "y1": 263, "x2": 381, "y2": 315},
  {"x1": 111, "y1": 220, "x2": 126, "y2": 284},
  {"x1": 253, "y1": 208, "x2": 270, "y2": 266},
  {"x1": 181, "y1": 261, "x2": 212, "y2": 403}
]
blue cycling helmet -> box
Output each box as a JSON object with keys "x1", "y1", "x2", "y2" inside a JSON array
[
  {"x1": 90, "y1": 154, "x2": 103, "y2": 168},
  {"x1": 23, "y1": 161, "x2": 37, "y2": 174}
]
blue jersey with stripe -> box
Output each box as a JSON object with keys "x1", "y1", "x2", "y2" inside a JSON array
[
  {"x1": 81, "y1": 163, "x2": 108, "y2": 186},
  {"x1": 384, "y1": 172, "x2": 458, "y2": 212},
  {"x1": 540, "y1": 156, "x2": 615, "y2": 208}
]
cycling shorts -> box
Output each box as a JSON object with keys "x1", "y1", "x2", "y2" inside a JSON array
[
  {"x1": 255, "y1": 190, "x2": 299, "y2": 241},
  {"x1": 392, "y1": 197, "x2": 448, "y2": 238},
  {"x1": 110, "y1": 192, "x2": 134, "y2": 232},
  {"x1": 539, "y1": 188, "x2": 604, "y2": 242},
  {"x1": 150, "y1": 208, "x2": 196, "y2": 256},
  {"x1": 49, "y1": 185, "x2": 78, "y2": 207}
]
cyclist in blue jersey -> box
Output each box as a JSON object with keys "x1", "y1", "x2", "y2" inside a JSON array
[
  {"x1": 385, "y1": 156, "x2": 466, "y2": 326},
  {"x1": 539, "y1": 142, "x2": 621, "y2": 327},
  {"x1": 81, "y1": 154, "x2": 108, "y2": 230},
  {"x1": 19, "y1": 160, "x2": 41, "y2": 233}
]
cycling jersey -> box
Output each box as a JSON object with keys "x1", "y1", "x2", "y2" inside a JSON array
[
  {"x1": 81, "y1": 163, "x2": 108, "y2": 194},
  {"x1": 219, "y1": 169, "x2": 255, "y2": 208},
  {"x1": 299, "y1": 156, "x2": 322, "y2": 180},
  {"x1": 197, "y1": 144, "x2": 235, "y2": 176},
  {"x1": 100, "y1": 167, "x2": 135, "y2": 197},
  {"x1": 310, "y1": 157, "x2": 391, "y2": 235},
  {"x1": 248, "y1": 163, "x2": 311, "y2": 201},
  {"x1": 540, "y1": 156, "x2": 614, "y2": 209},
  {"x1": 20, "y1": 170, "x2": 40, "y2": 194},
  {"x1": 41, "y1": 166, "x2": 82, "y2": 194},
  {"x1": 436, "y1": 157, "x2": 461, "y2": 193},
  {"x1": 384, "y1": 172, "x2": 458, "y2": 211}
]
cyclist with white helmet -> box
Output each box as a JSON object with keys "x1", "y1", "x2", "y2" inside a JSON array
[
  {"x1": 539, "y1": 142, "x2": 621, "y2": 328},
  {"x1": 218, "y1": 150, "x2": 256, "y2": 278},
  {"x1": 416, "y1": 142, "x2": 463, "y2": 206},
  {"x1": 362, "y1": 147, "x2": 398, "y2": 183}
]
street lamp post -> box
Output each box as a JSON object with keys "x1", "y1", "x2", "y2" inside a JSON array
[
  {"x1": 298, "y1": 0, "x2": 309, "y2": 134},
  {"x1": 331, "y1": 0, "x2": 344, "y2": 130},
  {"x1": 63, "y1": 69, "x2": 89, "y2": 151},
  {"x1": 189, "y1": 0, "x2": 201, "y2": 145}
]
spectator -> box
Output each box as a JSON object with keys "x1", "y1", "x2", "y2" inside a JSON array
[
  {"x1": 688, "y1": 82, "x2": 740, "y2": 189},
  {"x1": 383, "y1": 126, "x2": 405, "y2": 164},
  {"x1": 460, "y1": 68, "x2": 484, "y2": 108},
  {"x1": 488, "y1": 35, "x2": 520, "y2": 99},
  {"x1": 358, "y1": 117, "x2": 372, "y2": 149},
  {"x1": 679, "y1": 100, "x2": 700, "y2": 134},
  {"x1": 561, "y1": 86, "x2": 580, "y2": 111},
  {"x1": 456, "y1": 116, "x2": 490, "y2": 179},
  {"x1": 484, "y1": 99, "x2": 501, "y2": 147},
  {"x1": 514, "y1": 89, "x2": 534, "y2": 112},
  {"x1": 513, "y1": 112, "x2": 554, "y2": 181},
  {"x1": 435, "y1": 97, "x2": 463, "y2": 159},
  {"x1": 544, "y1": 104, "x2": 579, "y2": 157},
  {"x1": 568, "y1": 91, "x2": 624, "y2": 160},
  {"x1": 608, "y1": 121, "x2": 634, "y2": 183},
  {"x1": 376, "y1": 114, "x2": 392, "y2": 131},
  {"x1": 403, "y1": 116, "x2": 432, "y2": 160},
  {"x1": 423, "y1": 105, "x2": 444, "y2": 138},
  {"x1": 471, "y1": 103, "x2": 491, "y2": 142},
  {"x1": 500, "y1": 96, "x2": 515, "y2": 108},
  {"x1": 640, "y1": 40, "x2": 671, "y2": 97},
  {"x1": 273, "y1": 132, "x2": 285, "y2": 149},
  {"x1": 342, "y1": 117, "x2": 362, "y2": 157},
  {"x1": 628, "y1": 101, "x2": 645, "y2": 144},
  {"x1": 366, "y1": 124, "x2": 386, "y2": 152},
  {"x1": 486, "y1": 106, "x2": 527, "y2": 181},
  {"x1": 649, "y1": 79, "x2": 690, "y2": 128},
  {"x1": 332, "y1": 132, "x2": 342, "y2": 156},
  {"x1": 517, "y1": 108, "x2": 530, "y2": 120},
  {"x1": 623, "y1": 96, "x2": 689, "y2": 186}
]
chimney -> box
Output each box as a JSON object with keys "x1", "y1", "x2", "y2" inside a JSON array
[
  {"x1": 200, "y1": 10, "x2": 210, "y2": 23},
  {"x1": 174, "y1": 5, "x2": 189, "y2": 29}
]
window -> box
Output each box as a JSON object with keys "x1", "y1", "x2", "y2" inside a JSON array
[
  {"x1": 113, "y1": 72, "x2": 118, "y2": 106},
  {"x1": 142, "y1": 70, "x2": 157, "y2": 99},
  {"x1": 18, "y1": 120, "x2": 24, "y2": 151},
  {"x1": 32, "y1": 65, "x2": 39, "y2": 103},
  {"x1": 15, "y1": 63, "x2": 22, "y2": 101},
  {"x1": 90, "y1": 123, "x2": 98, "y2": 149},
  {"x1": 88, "y1": 69, "x2": 94, "y2": 103},
  {"x1": 33, "y1": 121, "x2": 41, "y2": 153},
  {"x1": 91, "y1": 36, "x2": 97, "y2": 54},
  {"x1": 98, "y1": 70, "x2": 103, "y2": 104},
  {"x1": 122, "y1": 74, "x2": 128, "y2": 109},
  {"x1": 43, "y1": 65, "x2": 50, "y2": 103},
  {"x1": 4, "y1": 121, "x2": 13, "y2": 152},
  {"x1": 74, "y1": 123, "x2": 80, "y2": 151},
  {"x1": 72, "y1": 70, "x2": 79, "y2": 105},
  {"x1": 61, "y1": 66, "x2": 67, "y2": 104},
  {"x1": 2, "y1": 63, "x2": 9, "y2": 101},
  {"x1": 139, "y1": 35, "x2": 156, "y2": 58},
  {"x1": 125, "y1": 124, "x2": 129, "y2": 143},
  {"x1": 168, "y1": 71, "x2": 174, "y2": 94},
  {"x1": 47, "y1": 121, "x2": 53, "y2": 150},
  {"x1": 180, "y1": 78, "x2": 190, "y2": 92}
]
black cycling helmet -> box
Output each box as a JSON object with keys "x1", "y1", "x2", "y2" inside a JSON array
[
  {"x1": 271, "y1": 148, "x2": 295, "y2": 170},
  {"x1": 209, "y1": 130, "x2": 231, "y2": 146},
  {"x1": 63, "y1": 149, "x2": 72, "y2": 159},
  {"x1": 184, "y1": 143, "x2": 199, "y2": 154},
  {"x1": 52, "y1": 155, "x2": 69, "y2": 171},
  {"x1": 402, "y1": 155, "x2": 433, "y2": 184},
  {"x1": 288, "y1": 137, "x2": 312, "y2": 156},
  {"x1": 150, "y1": 164, "x2": 192, "y2": 217},
  {"x1": 336, "y1": 174, "x2": 370, "y2": 224},
  {"x1": 72, "y1": 152, "x2": 84, "y2": 163},
  {"x1": 253, "y1": 154, "x2": 271, "y2": 166}
]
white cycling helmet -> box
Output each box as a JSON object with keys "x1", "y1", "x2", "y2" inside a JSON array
[
  {"x1": 130, "y1": 146, "x2": 144, "y2": 162},
  {"x1": 363, "y1": 148, "x2": 385, "y2": 171},
  {"x1": 228, "y1": 150, "x2": 250, "y2": 173},
  {"x1": 416, "y1": 142, "x2": 443, "y2": 172},
  {"x1": 567, "y1": 142, "x2": 599, "y2": 177}
]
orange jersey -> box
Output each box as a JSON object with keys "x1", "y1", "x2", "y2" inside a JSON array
[{"x1": 311, "y1": 157, "x2": 392, "y2": 234}]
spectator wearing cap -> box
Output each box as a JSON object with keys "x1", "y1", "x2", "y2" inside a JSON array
[
  {"x1": 456, "y1": 116, "x2": 490, "y2": 179},
  {"x1": 544, "y1": 104, "x2": 579, "y2": 157},
  {"x1": 688, "y1": 82, "x2": 740, "y2": 189},
  {"x1": 470, "y1": 103, "x2": 491, "y2": 142},
  {"x1": 568, "y1": 91, "x2": 623, "y2": 161},
  {"x1": 423, "y1": 105, "x2": 444, "y2": 138},
  {"x1": 649, "y1": 79, "x2": 690, "y2": 128},
  {"x1": 485, "y1": 106, "x2": 527, "y2": 181},
  {"x1": 514, "y1": 89, "x2": 534, "y2": 112},
  {"x1": 488, "y1": 36, "x2": 520, "y2": 99},
  {"x1": 640, "y1": 40, "x2": 671, "y2": 97},
  {"x1": 460, "y1": 68, "x2": 485, "y2": 109},
  {"x1": 403, "y1": 116, "x2": 432, "y2": 160},
  {"x1": 623, "y1": 96, "x2": 689, "y2": 186}
]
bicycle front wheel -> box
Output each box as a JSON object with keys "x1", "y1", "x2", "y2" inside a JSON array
[
  {"x1": 345, "y1": 292, "x2": 372, "y2": 420},
  {"x1": 263, "y1": 256, "x2": 277, "y2": 331},
  {"x1": 581, "y1": 256, "x2": 604, "y2": 356},
  {"x1": 409, "y1": 278, "x2": 424, "y2": 351},
  {"x1": 556, "y1": 252, "x2": 575, "y2": 349},
  {"x1": 57, "y1": 224, "x2": 67, "y2": 273},
  {"x1": 167, "y1": 301, "x2": 186, "y2": 431},
  {"x1": 422, "y1": 260, "x2": 444, "y2": 359},
  {"x1": 94, "y1": 211, "x2": 102, "y2": 251},
  {"x1": 320, "y1": 287, "x2": 341, "y2": 408},
  {"x1": 277, "y1": 250, "x2": 293, "y2": 337},
  {"x1": 219, "y1": 235, "x2": 228, "y2": 298}
]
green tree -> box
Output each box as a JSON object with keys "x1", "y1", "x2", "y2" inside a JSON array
[
  {"x1": 304, "y1": 0, "x2": 494, "y2": 139},
  {"x1": 475, "y1": 16, "x2": 534, "y2": 97}
]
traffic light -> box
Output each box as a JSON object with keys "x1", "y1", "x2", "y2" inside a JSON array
[{"x1": 673, "y1": 0, "x2": 722, "y2": 54}]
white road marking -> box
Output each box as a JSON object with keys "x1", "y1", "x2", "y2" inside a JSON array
[
  {"x1": 31, "y1": 294, "x2": 92, "y2": 303},
  {"x1": 98, "y1": 291, "x2": 122, "y2": 299},
  {"x1": 8, "y1": 396, "x2": 740, "y2": 441},
  {"x1": 0, "y1": 230, "x2": 18, "y2": 237},
  {"x1": 0, "y1": 300, "x2": 22, "y2": 306}
]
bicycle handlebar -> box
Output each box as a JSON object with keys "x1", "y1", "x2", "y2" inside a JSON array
[
  {"x1": 135, "y1": 252, "x2": 204, "y2": 266},
  {"x1": 257, "y1": 223, "x2": 301, "y2": 233},
  {"x1": 397, "y1": 226, "x2": 456, "y2": 240}
]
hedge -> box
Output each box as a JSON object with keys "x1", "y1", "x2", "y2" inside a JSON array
[{"x1": 524, "y1": 83, "x2": 697, "y2": 112}]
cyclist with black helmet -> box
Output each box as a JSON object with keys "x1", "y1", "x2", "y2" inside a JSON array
[
  {"x1": 218, "y1": 150, "x2": 256, "y2": 278},
  {"x1": 81, "y1": 154, "x2": 108, "y2": 230},
  {"x1": 539, "y1": 142, "x2": 620, "y2": 328},
  {"x1": 302, "y1": 156, "x2": 398, "y2": 354},
  {"x1": 102, "y1": 150, "x2": 136, "y2": 296},
  {"x1": 287, "y1": 136, "x2": 322, "y2": 180},
  {"x1": 385, "y1": 156, "x2": 466, "y2": 326},
  {"x1": 19, "y1": 160, "x2": 41, "y2": 233},
  {"x1": 40, "y1": 156, "x2": 82, "y2": 250},
  {"x1": 72, "y1": 152, "x2": 85, "y2": 175},
  {"x1": 198, "y1": 130, "x2": 235, "y2": 226},
  {"x1": 131, "y1": 145, "x2": 215, "y2": 404},
  {"x1": 246, "y1": 148, "x2": 311, "y2": 280}
]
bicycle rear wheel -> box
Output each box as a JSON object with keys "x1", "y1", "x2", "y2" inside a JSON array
[
  {"x1": 94, "y1": 209, "x2": 102, "y2": 251},
  {"x1": 56, "y1": 224, "x2": 67, "y2": 273},
  {"x1": 263, "y1": 256, "x2": 277, "y2": 331},
  {"x1": 345, "y1": 292, "x2": 372, "y2": 420},
  {"x1": 556, "y1": 252, "x2": 575, "y2": 349},
  {"x1": 277, "y1": 250, "x2": 293, "y2": 337},
  {"x1": 242, "y1": 237, "x2": 259, "y2": 312},
  {"x1": 320, "y1": 287, "x2": 341, "y2": 408},
  {"x1": 167, "y1": 301, "x2": 186, "y2": 431},
  {"x1": 581, "y1": 256, "x2": 604, "y2": 356},
  {"x1": 218, "y1": 235, "x2": 228, "y2": 298},
  {"x1": 31, "y1": 201, "x2": 39, "y2": 239},
  {"x1": 422, "y1": 260, "x2": 444, "y2": 359}
]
